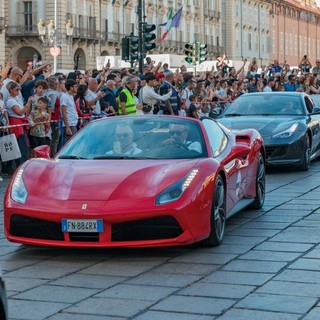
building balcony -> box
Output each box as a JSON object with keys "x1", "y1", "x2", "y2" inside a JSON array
[
  {"x1": 205, "y1": 10, "x2": 221, "y2": 20},
  {"x1": 100, "y1": 31, "x2": 122, "y2": 44},
  {"x1": 72, "y1": 27, "x2": 101, "y2": 41},
  {"x1": 6, "y1": 24, "x2": 39, "y2": 37}
]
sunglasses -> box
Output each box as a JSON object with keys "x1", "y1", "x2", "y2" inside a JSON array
[
  {"x1": 116, "y1": 132, "x2": 130, "y2": 138},
  {"x1": 169, "y1": 130, "x2": 185, "y2": 136}
]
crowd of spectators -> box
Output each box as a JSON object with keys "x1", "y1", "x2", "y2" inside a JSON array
[{"x1": 0, "y1": 54, "x2": 320, "y2": 178}]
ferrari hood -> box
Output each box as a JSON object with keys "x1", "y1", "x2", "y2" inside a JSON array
[
  {"x1": 23, "y1": 159, "x2": 200, "y2": 201},
  {"x1": 219, "y1": 116, "x2": 306, "y2": 137}
]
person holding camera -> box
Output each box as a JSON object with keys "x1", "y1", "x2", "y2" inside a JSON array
[
  {"x1": 299, "y1": 55, "x2": 312, "y2": 74},
  {"x1": 139, "y1": 73, "x2": 172, "y2": 115}
]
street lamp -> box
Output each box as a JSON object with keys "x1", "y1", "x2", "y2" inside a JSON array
[{"x1": 36, "y1": 1, "x2": 74, "y2": 73}]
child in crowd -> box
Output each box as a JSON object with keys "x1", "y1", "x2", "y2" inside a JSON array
[
  {"x1": 28, "y1": 96, "x2": 50, "y2": 157},
  {"x1": 30, "y1": 80, "x2": 49, "y2": 110},
  {"x1": 188, "y1": 95, "x2": 199, "y2": 119}
]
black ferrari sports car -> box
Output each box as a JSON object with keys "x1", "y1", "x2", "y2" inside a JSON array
[{"x1": 218, "y1": 92, "x2": 320, "y2": 170}]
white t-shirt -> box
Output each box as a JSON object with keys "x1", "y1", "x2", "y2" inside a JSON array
[
  {"x1": 60, "y1": 92, "x2": 78, "y2": 127},
  {"x1": 6, "y1": 96, "x2": 25, "y2": 119},
  {"x1": 85, "y1": 89, "x2": 101, "y2": 114}
]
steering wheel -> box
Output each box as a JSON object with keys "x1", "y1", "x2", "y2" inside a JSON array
[{"x1": 172, "y1": 141, "x2": 189, "y2": 150}]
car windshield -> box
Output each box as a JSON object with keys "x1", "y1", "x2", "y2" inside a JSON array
[
  {"x1": 223, "y1": 94, "x2": 305, "y2": 116},
  {"x1": 58, "y1": 117, "x2": 207, "y2": 160}
]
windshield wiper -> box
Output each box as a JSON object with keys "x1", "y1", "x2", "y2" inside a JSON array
[
  {"x1": 58, "y1": 155, "x2": 87, "y2": 159},
  {"x1": 93, "y1": 156, "x2": 157, "y2": 160},
  {"x1": 224, "y1": 113, "x2": 244, "y2": 117}
]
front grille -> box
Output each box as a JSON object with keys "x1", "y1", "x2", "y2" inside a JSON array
[
  {"x1": 265, "y1": 146, "x2": 287, "y2": 159},
  {"x1": 112, "y1": 216, "x2": 183, "y2": 242},
  {"x1": 10, "y1": 215, "x2": 64, "y2": 240},
  {"x1": 69, "y1": 232, "x2": 99, "y2": 242}
]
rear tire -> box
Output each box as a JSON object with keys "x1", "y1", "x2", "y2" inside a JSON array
[
  {"x1": 203, "y1": 175, "x2": 226, "y2": 246},
  {"x1": 249, "y1": 153, "x2": 265, "y2": 209}
]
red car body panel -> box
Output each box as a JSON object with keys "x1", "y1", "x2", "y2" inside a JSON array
[{"x1": 3, "y1": 117, "x2": 264, "y2": 248}]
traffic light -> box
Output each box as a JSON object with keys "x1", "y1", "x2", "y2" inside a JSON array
[
  {"x1": 143, "y1": 23, "x2": 156, "y2": 51},
  {"x1": 121, "y1": 37, "x2": 130, "y2": 61},
  {"x1": 198, "y1": 43, "x2": 208, "y2": 63},
  {"x1": 130, "y1": 34, "x2": 139, "y2": 61},
  {"x1": 184, "y1": 43, "x2": 194, "y2": 64}
]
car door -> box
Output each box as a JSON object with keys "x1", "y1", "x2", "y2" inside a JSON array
[
  {"x1": 305, "y1": 96, "x2": 320, "y2": 155},
  {"x1": 202, "y1": 118, "x2": 247, "y2": 214}
]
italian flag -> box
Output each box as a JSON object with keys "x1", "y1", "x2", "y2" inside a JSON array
[{"x1": 161, "y1": 8, "x2": 173, "y2": 41}]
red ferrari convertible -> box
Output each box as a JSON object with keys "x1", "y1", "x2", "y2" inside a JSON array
[{"x1": 4, "y1": 116, "x2": 265, "y2": 248}]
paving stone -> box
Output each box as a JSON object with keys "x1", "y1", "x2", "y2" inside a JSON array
[
  {"x1": 202, "y1": 271, "x2": 274, "y2": 286},
  {"x1": 5, "y1": 264, "x2": 78, "y2": 280},
  {"x1": 150, "y1": 262, "x2": 219, "y2": 275},
  {"x1": 5, "y1": 277, "x2": 48, "y2": 292},
  {"x1": 303, "y1": 247, "x2": 320, "y2": 259},
  {"x1": 125, "y1": 272, "x2": 201, "y2": 287},
  {"x1": 257, "y1": 280, "x2": 320, "y2": 297},
  {"x1": 222, "y1": 235, "x2": 267, "y2": 245},
  {"x1": 288, "y1": 258, "x2": 320, "y2": 271},
  {"x1": 9, "y1": 299, "x2": 70, "y2": 320},
  {"x1": 241, "y1": 221, "x2": 292, "y2": 230},
  {"x1": 253, "y1": 214, "x2": 301, "y2": 223},
  {"x1": 170, "y1": 252, "x2": 237, "y2": 265},
  {"x1": 222, "y1": 259, "x2": 287, "y2": 273},
  {"x1": 239, "y1": 250, "x2": 301, "y2": 262},
  {"x1": 235, "y1": 293, "x2": 316, "y2": 314},
  {"x1": 134, "y1": 311, "x2": 213, "y2": 320},
  {"x1": 227, "y1": 228, "x2": 280, "y2": 237},
  {"x1": 215, "y1": 308, "x2": 301, "y2": 320},
  {"x1": 254, "y1": 241, "x2": 313, "y2": 252},
  {"x1": 96, "y1": 284, "x2": 176, "y2": 301},
  {"x1": 50, "y1": 274, "x2": 126, "y2": 289},
  {"x1": 270, "y1": 227, "x2": 320, "y2": 244},
  {"x1": 302, "y1": 307, "x2": 320, "y2": 320},
  {"x1": 65, "y1": 297, "x2": 153, "y2": 317},
  {"x1": 79, "y1": 260, "x2": 158, "y2": 277},
  {"x1": 273, "y1": 269, "x2": 320, "y2": 284},
  {"x1": 201, "y1": 244, "x2": 255, "y2": 254},
  {"x1": 179, "y1": 282, "x2": 255, "y2": 299},
  {"x1": 151, "y1": 295, "x2": 235, "y2": 315},
  {"x1": 13, "y1": 285, "x2": 99, "y2": 303},
  {"x1": 47, "y1": 314, "x2": 119, "y2": 320}
]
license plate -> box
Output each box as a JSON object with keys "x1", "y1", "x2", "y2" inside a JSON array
[{"x1": 61, "y1": 219, "x2": 104, "y2": 233}]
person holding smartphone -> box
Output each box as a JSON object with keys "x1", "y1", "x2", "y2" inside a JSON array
[{"x1": 299, "y1": 55, "x2": 312, "y2": 74}]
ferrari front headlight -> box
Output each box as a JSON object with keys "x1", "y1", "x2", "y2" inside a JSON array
[
  {"x1": 11, "y1": 168, "x2": 28, "y2": 204},
  {"x1": 156, "y1": 169, "x2": 199, "y2": 205},
  {"x1": 272, "y1": 123, "x2": 299, "y2": 139}
]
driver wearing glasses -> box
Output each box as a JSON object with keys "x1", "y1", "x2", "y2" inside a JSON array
[
  {"x1": 107, "y1": 122, "x2": 142, "y2": 155},
  {"x1": 162, "y1": 123, "x2": 202, "y2": 153}
]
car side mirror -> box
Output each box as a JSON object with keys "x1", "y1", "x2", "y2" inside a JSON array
[
  {"x1": 312, "y1": 106, "x2": 320, "y2": 114},
  {"x1": 232, "y1": 144, "x2": 251, "y2": 158},
  {"x1": 33, "y1": 145, "x2": 51, "y2": 159}
]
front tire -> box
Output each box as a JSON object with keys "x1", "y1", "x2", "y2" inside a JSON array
[
  {"x1": 298, "y1": 134, "x2": 311, "y2": 171},
  {"x1": 203, "y1": 175, "x2": 226, "y2": 246},
  {"x1": 249, "y1": 153, "x2": 265, "y2": 209}
]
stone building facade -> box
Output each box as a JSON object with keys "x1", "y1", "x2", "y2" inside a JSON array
[{"x1": 2, "y1": 0, "x2": 320, "y2": 72}]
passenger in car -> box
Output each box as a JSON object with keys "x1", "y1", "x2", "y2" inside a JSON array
[
  {"x1": 106, "y1": 122, "x2": 142, "y2": 155},
  {"x1": 162, "y1": 123, "x2": 202, "y2": 153}
]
